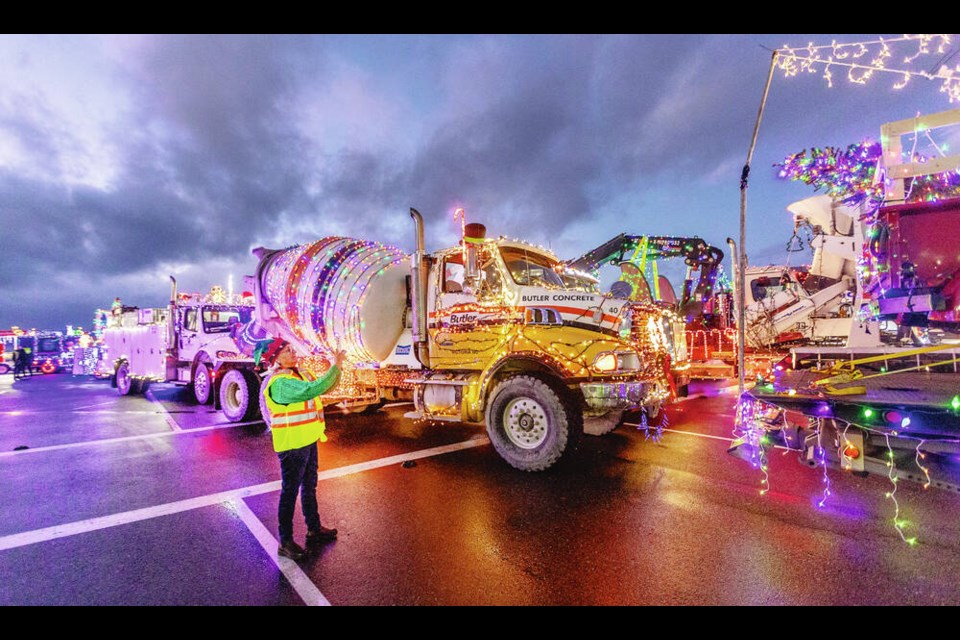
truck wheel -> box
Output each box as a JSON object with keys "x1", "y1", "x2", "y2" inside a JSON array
[
  {"x1": 220, "y1": 369, "x2": 261, "y2": 422},
  {"x1": 259, "y1": 374, "x2": 273, "y2": 427},
  {"x1": 116, "y1": 362, "x2": 134, "y2": 396},
  {"x1": 583, "y1": 410, "x2": 624, "y2": 436},
  {"x1": 485, "y1": 375, "x2": 575, "y2": 472},
  {"x1": 0, "y1": 363, "x2": 10, "y2": 375},
  {"x1": 193, "y1": 363, "x2": 213, "y2": 405}
]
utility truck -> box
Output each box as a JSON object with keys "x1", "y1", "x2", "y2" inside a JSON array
[
  {"x1": 732, "y1": 108, "x2": 960, "y2": 493},
  {"x1": 99, "y1": 283, "x2": 257, "y2": 415},
  {"x1": 233, "y1": 209, "x2": 678, "y2": 471}
]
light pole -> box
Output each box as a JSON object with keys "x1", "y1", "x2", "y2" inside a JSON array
[{"x1": 737, "y1": 50, "x2": 779, "y2": 396}]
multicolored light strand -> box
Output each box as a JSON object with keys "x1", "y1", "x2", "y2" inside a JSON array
[
  {"x1": 261, "y1": 237, "x2": 407, "y2": 363},
  {"x1": 734, "y1": 396, "x2": 772, "y2": 495},
  {"x1": 883, "y1": 432, "x2": 918, "y2": 545},
  {"x1": 637, "y1": 405, "x2": 668, "y2": 444},
  {"x1": 915, "y1": 439, "x2": 931, "y2": 490},
  {"x1": 775, "y1": 141, "x2": 960, "y2": 208},
  {"x1": 776, "y1": 35, "x2": 960, "y2": 103},
  {"x1": 815, "y1": 417, "x2": 832, "y2": 508}
]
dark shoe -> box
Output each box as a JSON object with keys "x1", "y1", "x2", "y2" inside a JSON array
[
  {"x1": 306, "y1": 526, "x2": 338, "y2": 546},
  {"x1": 277, "y1": 540, "x2": 307, "y2": 560}
]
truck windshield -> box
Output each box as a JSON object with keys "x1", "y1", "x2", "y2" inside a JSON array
[
  {"x1": 500, "y1": 247, "x2": 565, "y2": 288},
  {"x1": 202, "y1": 307, "x2": 253, "y2": 333},
  {"x1": 37, "y1": 337, "x2": 62, "y2": 353}
]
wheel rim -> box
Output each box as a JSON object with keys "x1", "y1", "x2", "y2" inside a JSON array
[
  {"x1": 195, "y1": 368, "x2": 209, "y2": 400},
  {"x1": 118, "y1": 366, "x2": 130, "y2": 392},
  {"x1": 224, "y1": 381, "x2": 241, "y2": 411},
  {"x1": 503, "y1": 397, "x2": 548, "y2": 449}
]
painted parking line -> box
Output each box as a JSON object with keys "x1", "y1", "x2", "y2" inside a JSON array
[
  {"x1": 72, "y1": 400, "x2": 119, "y2": 410},
  {"x1": 231, "y1": 499, "x2": 330, "y2": 606},
  {"x1": 0, "y1": 422, "x2": 246, "y2": 457},
  {"x1": 623, "y1": 424, "x2": 794, "y2": 452},
  {"x1": 0, "y1": 436, "x2": 490, "y2": 552},
  {"x1": 623, "y1": 423, "x2": 737, "y2": 443},
  {"x1": 145, "y1": 389, "x2": 181, "y2": 431}
]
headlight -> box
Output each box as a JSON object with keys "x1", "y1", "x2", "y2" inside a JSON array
[
  {"x1": 594, "y1": 353, "x2": 618, "y2": 372},
  {"x1": 592, "y1": 351, "x2": 640, "y2": 373}
]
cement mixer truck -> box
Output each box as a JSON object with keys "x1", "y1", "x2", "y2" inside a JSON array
[{"x1": 231, "y1": 209, "x2": 677, "y2": 471}]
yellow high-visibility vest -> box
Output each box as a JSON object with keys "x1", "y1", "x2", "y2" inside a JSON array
[{"x1": 262, "y1": 372, "x2": 327, "y2": 452}]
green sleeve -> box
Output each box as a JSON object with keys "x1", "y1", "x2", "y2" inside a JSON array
[{"x1": 269, "y1": 365, "x2": 342, "y2": 405}]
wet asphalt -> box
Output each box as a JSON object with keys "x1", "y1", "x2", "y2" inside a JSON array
[{"x1": 1, "y1": 372, "x2": 960, "y2": 606}]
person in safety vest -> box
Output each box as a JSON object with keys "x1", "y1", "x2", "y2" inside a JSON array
[{"x1": 256, "y1": 337, "x2": 345, "y2": 561}]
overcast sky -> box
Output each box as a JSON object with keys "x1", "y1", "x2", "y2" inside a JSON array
[{"x1": 1, "y1": 34, "x2": 957, "y2": 330}]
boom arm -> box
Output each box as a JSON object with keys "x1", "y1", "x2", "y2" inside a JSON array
[{"x1": 565, "y1": 234, "x2": 723, "y2": 317}]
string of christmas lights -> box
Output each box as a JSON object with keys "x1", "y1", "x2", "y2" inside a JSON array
[
  {"x1": 262, "y1": 237, "x2": 407, "y2": 363},
  {"x1": 815, "y1": 417, "x2": 832, "y2": 508},
  {"x1": 776, "y1": 141, "x2": 960, "y2": 207},
  {"x1": 733, "y1": 389, "x2": 960, "y2": 543},
  {"x1": 915, "y1": 439, "x2": 931, "y2": 490},
  {"x1": 883, "y1": 432, "x2": 918, "y2": 545},
  {"x1": 776, "y1": 35, "x2": 960, "y2": 103}
]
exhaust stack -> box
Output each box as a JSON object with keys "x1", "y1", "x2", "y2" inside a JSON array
[
  {"x1": 167, "y1": 275, "x2": 179, "y2": 379},
  {"x1": 409, "y1": 208, "x2": 430, "y2": 367}
]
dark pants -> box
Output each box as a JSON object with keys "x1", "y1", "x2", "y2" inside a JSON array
[{"x1": 277, "y1": 442, "x2": 321, "y2": 543}]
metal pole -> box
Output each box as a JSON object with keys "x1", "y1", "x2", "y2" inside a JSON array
[{"x1": 738, "y1": 50, "x2": 779, "y2": 396}]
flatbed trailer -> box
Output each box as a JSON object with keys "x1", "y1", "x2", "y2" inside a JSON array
[
  {"x1": 734, "y1": 368, "x2": 960, "y2": 493},
  {"x1": 790, "y1": 345, "x2": 960, "y2": 373}
]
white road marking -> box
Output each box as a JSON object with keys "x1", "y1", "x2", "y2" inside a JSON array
[
  {"x1": 624, "y1": 424, "x2": 793, "y2": 451},
  {"x1": 211, "y1": 419, "x2": 265, "y2": 428},
  {"x1": 72, "y1": 400, "x2": 118, "y2": 410},
  {"x1": 0, "y1": 437, "x2": 490, "y2": 551},
  {"x1": 622, "y1": 423, "x2": 734, "y2": 442},
  {"x1": 0, "y1": 422, "x2": 246, "y2": 457},
  {"x1": 382, "y1": 402, "x2": 413, "y2": 408},
  {"x1": 145, "y1": 389, "x2": 182, "y2": 431},
  {"x1": 231, "y1": 499, "x2": 330, "y2": 606}
]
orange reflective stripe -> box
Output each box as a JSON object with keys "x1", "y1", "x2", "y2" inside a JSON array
[
  {"x1": 263, "y1": 372, "x2": 327, "y2": 452},
  {"x1": 273, "y1": 417, "x2": 325, "y2": 429},
  {"x1": 272, "y1": 411, "x2": 320, "y2": 425},
  {"x1": 277, "y1": 406, "x2": 318, "y2": 418}
]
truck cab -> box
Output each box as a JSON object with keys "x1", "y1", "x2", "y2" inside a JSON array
[
  {"x1": 173, "y1": 300, "x2": 254, "y2": 405},
  {"x1": 99, "y1": 287, "x2": 256, "y2": 418},
  {"x1": 409, "y1": 216, "x2": 674, "y2": 470}
]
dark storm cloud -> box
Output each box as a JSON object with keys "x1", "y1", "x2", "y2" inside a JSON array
[
  {"x1": 400, "y1": 34, "x2": 760, "y2": 237},
  {"x1": 119, "y1": 34, "x2": 319, "y2": 254},
  {"x1": 0, "y1": 35, "x2": 326, "y2": 327},
  {"x1": 3, "y1": 33, "x2": 952, "y2": 329}
]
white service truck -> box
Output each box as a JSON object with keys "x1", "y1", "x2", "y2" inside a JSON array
[{"x1": 99, "y1": 279, "x2": 261, "y2": 421}]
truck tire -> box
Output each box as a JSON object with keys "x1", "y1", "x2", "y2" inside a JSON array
[
  {"x1": 193, "y1": 363, "x2": 213, "y2": 405},
  {"x1": 220, "y1": 369, "x2": 261, "y2": 423},
  {"x1": 0, "y1": 363, "x2": 10, "y2": 375},
  {"x1": 485, "y1": 375, "x2": 575, "y2": 472},
  {"x1": 259, "y1": 373, "x2": 273, "y2": 427},
  {"x1": 115, "y1": 361, "x2": 134, "y2": 396},
  {"x1": 583, "y1": 410, "x2": 624, "y2": 436}
]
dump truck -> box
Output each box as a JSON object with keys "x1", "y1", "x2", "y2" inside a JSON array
[{"x1": 231, "y1": 209, "x2": 677, "y2": 471}]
